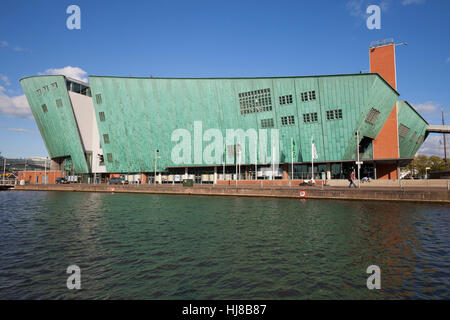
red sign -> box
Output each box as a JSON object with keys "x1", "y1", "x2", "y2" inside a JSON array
[{"x1": 299, "y1": 191, "x2": 306, "y2": 198}]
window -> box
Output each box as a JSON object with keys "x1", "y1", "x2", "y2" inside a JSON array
[
  {"x1": 303, "y1": 112, "x2": 318, "y2": 123},
  {"x1": 99, "y1": 112, "x2": 106, "y2": 121},
  {"x1": 261, "y1": 118, "x2": 274, "y2": 128},
  {"x1": 103, "y1": 134, "x2": 110, "y2": 144},
  {"x1": 41, "y1": 104, "x2": 48, "y2": 112},
  {"x1": 279, "y1": 94, "x2": 293, "y2": 105},
  {"x1": 398, "y1": 124, "x2": 410, "y2": 138},
  {"x1": 300, "y1": 90, "x2": 317, "y2": 102},
  {"x1": 107, "y1": 153, "x2": 113, "y2": 162},
  {"x1": 72, "y1": 82, "x2": 81, "y2": 93},
  {"x1": 365, "y1": 108, "x2": 380, "y2": 125},
  {"x1": 36, "y1": 89, "x2": 41, "y2": 96},
  {"x1": 416, "y1": 135, "x2": 424, "y2": 145},
  {"x1": 96, "y1": 94, "x2": 103, "y2": 105},
  {"x1": 326, "y1": 109, "x2": 343, "y2": 120},
  {"x1": 410, "y1": 131, "x2": 416, "y2": 142},
  {"x1": 51, "y1": 82, "x2": 58, "y2": 89},
  {"x1": 56, "y1": 99, "x2": 63, "y2": 108},
  {"x1": 281, "y1": 115, "x2": 295, "y2": 126},
  {"x1": 43, "y1": 85, "x2": 49, "y2": 92},
  {"x1": 239, "y1": 88, "x2": 272, "y2": 114}
]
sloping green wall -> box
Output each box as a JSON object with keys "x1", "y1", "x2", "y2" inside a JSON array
[
  {"x1": 89, "y1": 74, "x2": 399, "y2": 173},
  {"x1": 397, "y1": 101, "x2": 429, "y2": 158},
  {"x1": 20, "y1": 76, "x2": 89, "y2": 173}
]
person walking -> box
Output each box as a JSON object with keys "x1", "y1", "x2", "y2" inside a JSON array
[{"x1": 348, "y1": 170, "x2": 357, "y2": 188}]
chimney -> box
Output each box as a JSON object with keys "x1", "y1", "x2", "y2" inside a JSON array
[{"x1": 369, "y1": 38, "x2": 397, "y2": 90}]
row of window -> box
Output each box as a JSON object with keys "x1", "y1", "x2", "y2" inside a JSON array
[
  {"x1": 300, "y1": 91, "x2": 316, "y2": 102},
  {"x1": 281, "y1": 115, "x2": 295, "y2": 126},
  {"x1": 41, "y1": 98, "x2": 63, "y2": 113},
  {"x1": 326, "y1": 109, "x2": 343, "y2": 120},
  {"x1": 279, "y1": 94, "x2": 293, "y2": 105},
  {"x1": 239, "y1": 88, "x2": 272, "y2": 114},
  {"x1": 303, "y1": 112, "x2": 318, "y2": 123},
  {"x1": 36, "y1": 82, "x2": 58, "y2": 96},
  {"x1": 239, "y1": 89, "x2": 318, "y2": 114},
  {"x1": 261, "y1": 110, "x2": 344, "y2": 127},
  {"x1": 399, "y1": 125, "x2": 424, "y2": 145}
]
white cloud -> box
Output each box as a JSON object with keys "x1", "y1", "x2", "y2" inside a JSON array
[
  {"x1": 446, "y1": 57, "x2": 450, "y2": 63},
  {"x1": 0, "y1": 40, "x2": 8, "y2": 47},
  {"x1": 0, "y1": 92, "x2": 31, "y2": 119},
  {"x1": 402, "y1": 0, "x2": 425, "y2": 5},
  {"x1": 6, "y1": 127, "x2": 38, "y2": 134},
  {"x1": 0, "y1": 74, "x2": 11, "y2": 86},
  {"x1": 418, "y1": 135, "x2": 449, "y2": 157},
  {"x1": 412, "y1": 101, "x2": 440, "y2": 114},
  {"x1": 41, "y1": 66, "x2": 88, "y2": 83},
  {"x1": 346, "y1": 0, "x2": 366, "y2": 19},
  {"x1": 0, "y1": 66, "x2": 88, "y2": 119}
]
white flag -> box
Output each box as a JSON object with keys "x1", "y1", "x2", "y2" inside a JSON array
[{"x1": 312, "y1": 142, "x2": 318, "y2": 160}]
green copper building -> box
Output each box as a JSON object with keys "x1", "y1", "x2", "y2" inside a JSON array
[{"x1": 20, "y1": 41, "x2": 431, "y2": 182}]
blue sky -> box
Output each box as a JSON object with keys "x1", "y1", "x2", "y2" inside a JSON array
[{"x1": 0, "y1": 0, "x2": 449, "y2": 158}]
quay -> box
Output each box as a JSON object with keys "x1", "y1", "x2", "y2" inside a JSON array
[{"x1": 11, "y1": 182, "x2": 450, "y2": 204}]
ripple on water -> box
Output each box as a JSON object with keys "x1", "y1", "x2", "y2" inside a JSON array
[{"x1": 0, "y1": 191, "x2": 448, "y2": 299}]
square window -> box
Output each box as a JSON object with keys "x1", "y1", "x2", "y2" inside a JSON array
[
  {"x1": 43, "y1": 86, "x2": 49, "y2": 92},
  {"x1": 42, "y1": 104, "x2": 48, "y2": 112},
  {"x1": 56, "y1": 99, "x2": 63, "y2": 108},
  {"x1": 103, "y1": 134, "x2": 110, "y2": 144},
  {"x1": 96, "y1": 93, "x2": 102, "y2": 104},
  {"x1": 99, "y1": 112, "x2": 106, "y2": 121},
  {"x1": 36, "y1": 89, "x2": 41, "y2": 96},
  {"x1": 51, "y1": 82, "x2": 58, "y2": 89}
]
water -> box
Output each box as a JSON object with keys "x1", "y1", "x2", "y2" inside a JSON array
[{"x1": 0, "y1": 191, "x2": 448, "y2": 299}]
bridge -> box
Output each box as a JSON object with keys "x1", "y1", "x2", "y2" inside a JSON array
[{"x1": 426, "y1": 125, "x2": 450, "y2": 134}]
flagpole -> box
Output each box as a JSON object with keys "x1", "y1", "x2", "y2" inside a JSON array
[
  {"x1": 311, "y1": 136, "x2": 314, "y2": 183},
  {"x1": 291, "y1": 137, "x2": 294, "y2": 180},
  {"x1": 255, "y1": 140, "x2": 257, "y2": 180}
]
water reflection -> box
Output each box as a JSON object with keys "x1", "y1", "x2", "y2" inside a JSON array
[{"x1": 0, "y1": 191, "x2": 448, "y2": 299}]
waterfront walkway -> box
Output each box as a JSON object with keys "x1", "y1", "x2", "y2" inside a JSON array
[{"x1": 12, "y1": 183, "x2": 450, "y2": 203}]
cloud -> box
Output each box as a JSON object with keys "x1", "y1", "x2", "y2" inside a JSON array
[
  {"x1": 0, "y1": 74, "x2": 11, "y2": 86},
  {"x1": 418, "y1": 135, "x2": 449, "y2": 157},
  {"x1": 0, "y1": 92, "x2": 32, "y2": 119},
  {"x1": 412, "y1": 101, "x2": 440, "y2": 114},
  {"x1": 346, "y1": 0, "x2": 366, "y2": 19},
  {"x1": 402, "y1": 0, "x2": 425, "y2": 5},
  {"x1": 0, "y1": 41, "x2": 8, "y2": 47},
  {"x1": 446, "y1": 57, "x2": 450, "y2": 63},
  {"x1": 0, "y1": 66, "x2": 88, "y2": 119},
  {"x1": 6, "y1": 127, "x2": 38, "y2": 134},
  {"x1": 41, "y1": 66, "x2": 88, "y2": 83}
]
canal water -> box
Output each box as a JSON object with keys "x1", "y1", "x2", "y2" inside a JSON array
[{"x1": 0, "y1": 191, "x2": 448, "y2": 299}]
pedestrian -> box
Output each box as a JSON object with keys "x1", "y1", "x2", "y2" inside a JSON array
[{"x1": 348, "y1": 170, "x2": 357, "y2": 188}]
